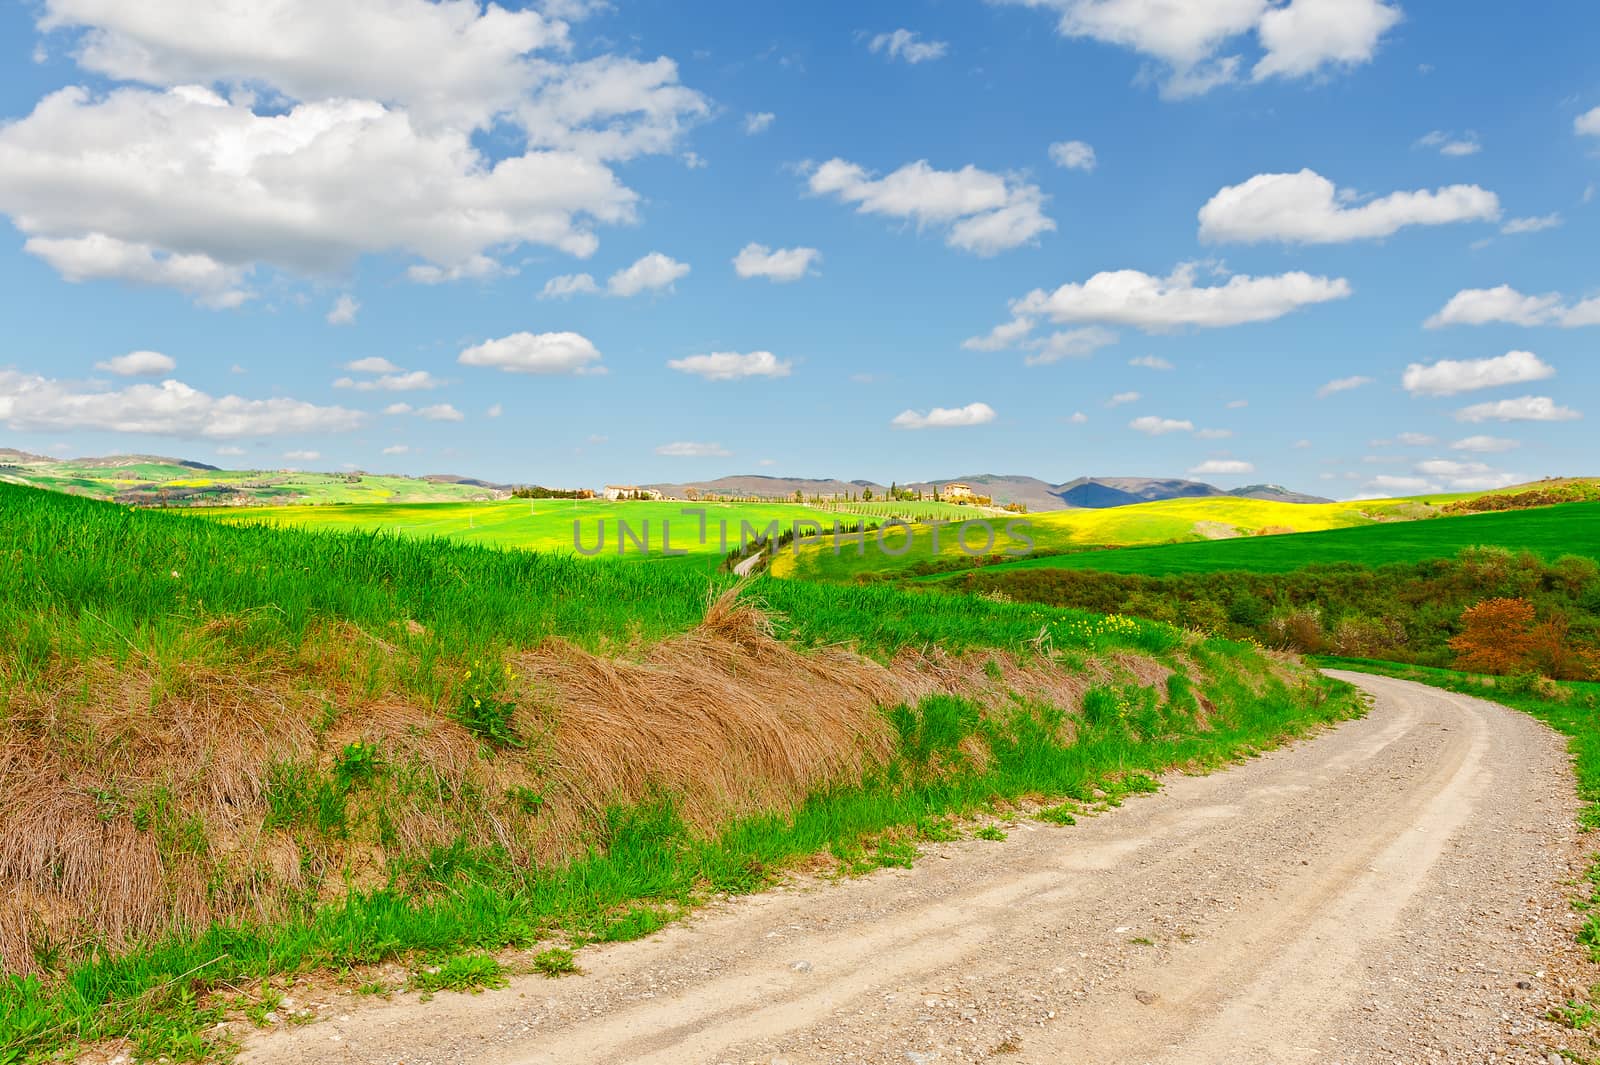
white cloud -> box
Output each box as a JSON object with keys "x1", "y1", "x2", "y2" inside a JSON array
[
  {"x1": 995, "y1": 0, "x2": 1399, "y2": 98},
  {"x1": 744, "y1": 111, "x2": 776, "y2": 134},
  {"x1": 24, "y1": 234, "x2": 250, "y2": 308},
  {"x1": 1106, "y1": 391, "x2": 1141, "y2": 407},
  {"x1": 345, "y1": 356, "x2": 400, "y2": 374},
  {"x1": 1022, "y1": 326, "x2": 1118, "y2": 366},
  {"x1": 407, "y1": 256, "x2": 510, "y2": 286},
  {"x1": 1423, "y1": 285, "x2": 1566, "y2": 328},
  {"x1": 1251, "y1": 0, "x2": 1402, "y2": 81},
  {"x1": 868, "y1": 29, "x2": 949, "y2": 64},
  {"x1": 1007, "y1": 261, "x2": 1349, "y2": 332},
  {"x1": 417, "y1": 403, "x2": 464, "y2": 422},
  {"x1": 656, "y1": 440, "x2": 732, "y2": 457},
  {"x1": 963, "y1": 317, "x2": 1036, "y2": 352},
  {"x1": 95, "y1": 349, "x2": 176, "y2": 377},
  {"x1": 1416, "y1": 130, "x2": 1481, "y2": 157},
  {"x1": 1364, "y1": 474, "x2": 1435, "y2": 495},
  {"x1": 382, "y1": 444, "x2": 412, "y2": 455},
  {"x1": 1455, "y1": 395, "x2": 1581, "y2": 423},
  {"x1": 732, "y1": 243, "x2": 821, "y2": 282},
  {"x1": 0, "y1": 3, "x2": 710, "y2": 301},
  {"x1": 1450, "y1": 435, "x2": 1519, "y2": 453},
  {"x1": 1413, "y1": 459, "x2": 1519, "y2": 490},
  {"x1": 667, "y1": 351, "x2": 793, "y2": 381},
  {"x1": 1401, "y1": 351, "x2": 1555, "y2": 397},
  {"x1": 891, "y1": 402, "x2": 997, "y2": 430},
  {"x1": 1195, "y1": 428, "x2": 1234, "y2": 440},
  {"x1": 1069, "y1": 411, "x2": 1089, "y2": 424},
  {"x1": 607, "y1": 252, "x2": 689, "y2": 296},
  {"x1": 283, "y1": 449, "x2": 320, "y2": 461},
  {"x1": 0, "y1": 370, "x2": 363, "y2": 438},
  {"x1": 1128, "y1": 415, "x2": 1193, "y2": 435},
  {"x1": 1048, "y1": 140, "x2": 1096, "y2": 171},
  {"x1": 808, "y1": 157, "x2": 1053, "y2": 256},
  {"x1": 458, "y1": 331, "x2": 604, "y2": 375},
  {"x1": 1190, "y1": 459, "x2": 1254, "y2": 475},
  {"x1": 540, "y1": 272, "x2": 600, "y2": 299},
  {"x1": 1317, "y1": 375, "x2": 1373, "y2": 398},
  {"x1": 382, "y1": 403, "x2": 412, "y2": 415},
  {"x1": 1396, "y1": 432, "x2": 1436, "y2": 446},
  {"x1": 1199, "y1": 170, "x2": 1500, "y2": 244},
  {"x1": 1415, "y1": 458, "x2": 1490, "y2": 477},
  {"x1": 1501, "y1": 214, "x2": 1562, "y2": 235},
  {"x1": 333, "y1": 369, "x2": 444, "y2": 392},
  {"x1": 1576, "y1": 107, "x2": 1600, "y2": 138},
  {"x1": 1129, "y1": 355, "x2": 1173, "y2": 370},
  {"x1": 327, "y1": 294, "x2": 360, "y2": 325},
  {"x1": 1227, "y1": 399, "x2": 1249, "y2": 409},
  {"x1": 486, "y1": 404, "x2": 503, "y2": 418}
]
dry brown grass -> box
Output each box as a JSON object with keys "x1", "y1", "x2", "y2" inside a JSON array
[{"x1": 0, "y1": 589, "x2": 1189, "y2": 976}]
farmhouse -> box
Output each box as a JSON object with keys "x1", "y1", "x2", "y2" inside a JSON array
[
  {"x1": 603, "y1": 484, "x2": 662, "y2": 501},
  {"x1": 942, "y1": 482, "x2": 976, "y2": 500}
]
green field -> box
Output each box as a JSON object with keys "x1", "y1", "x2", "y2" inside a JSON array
[
  {"x1": 774, "y1": 494, "x2": 1443, "y2": 581},
  {"x1": 199, "y1": 498, "x2": 911, "y2": 570},
  {"x1": 944, "y1": 501, "x2": 1600, "y2": 578}
]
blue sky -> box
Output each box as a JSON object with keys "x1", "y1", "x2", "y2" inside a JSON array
[{"x1": 0, "y1": 0, "x2": 1595, "y2": 497}]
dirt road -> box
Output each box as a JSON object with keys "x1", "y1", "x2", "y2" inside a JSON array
[{"x1": 243, "y1": 672, "x2": 1591, "y2": 1065}]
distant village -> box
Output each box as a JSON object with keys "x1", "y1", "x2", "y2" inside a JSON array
[{"x1": 536, "y1": 481, "x2": 1001, "y2": 506}]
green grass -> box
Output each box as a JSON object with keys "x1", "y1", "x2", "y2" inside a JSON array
[
  {"x1": 1, "y1": 460, "x2": 505, "y2": 506},
  {"x1": 0, "y1": 481, "x2": 1364, "y2": 1061},
  {"x1": 941, "y1": 502, "x2": 1600, "y2": 579},
  {"x1": 0, "y1": 669, "x2": 1359, "y2": 1062}
]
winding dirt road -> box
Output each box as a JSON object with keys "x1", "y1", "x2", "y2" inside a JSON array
[{"x1": 244, "y1": 672, "x2": 1592, "y2": 1065}]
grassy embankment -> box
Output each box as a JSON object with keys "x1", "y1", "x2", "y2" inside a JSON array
[{"x1": 0, "y1": 483, "x2": 1360, "y2": 1062}]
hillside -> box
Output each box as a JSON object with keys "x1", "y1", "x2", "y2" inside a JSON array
[
  {"x1": 0, "y1": 481, "x2": 1357, "y2": 1060},
  {"x1": 0, "y1": 454, "x2": 511, "y2": 506}
]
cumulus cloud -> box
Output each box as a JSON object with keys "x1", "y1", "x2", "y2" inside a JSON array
[
  {"x1": 1195, "y1": 428, "x2": 1234, "y2": 440},
  {"x1": 326, "y1": 294, "x2": 360, "y2": 325},
  {"x1": 1106, "y1": 391, "x2": 1141, "y2": 407},
  {"x1": 416, "y1": 403, "x2": 464, "y2": 422},
  {"x1": 891, "y1": 402, "x2": 997, "y2": 430},
  {"x1": 0, "y1": 3, "x2": 709, "y2": 301},
  {"x1": 1190, "y1": 459, "x2": 1254, "y2": 475},
  {"x1": 1455, "y1": 395, "x2": 1581, "y2": 423},
  {"x1": 607, "y1": 252, "x2": 689, "y2": 296},
  {"x1": 0, "y1": 370, "x2": 363, "y2": 438},
  {"x1": 1424, "y1": 285, "x2": 1600, "y2": 328},
  {"x1": 95, "y1": 349, "x2": 176, "y2": 376},
  {"x1": 1002, "y1": 261, "x2": 1349, "y2": 333},
  {"x1": 407, "y1": 256, "x2": 511, "y2": 286},
  {"x1": 1450, "y1": 435, "x2": 1520, "y2": 453},
  {"x1": 1128, "y1": 415, "x2": 1194, "y2": 435},
  {"x1": 868, "y1": 29, "x2": 949, "y2": 64},
  {"x1": 732, "y1": 243, "x2": 821, "y2": 282},
  {"x1": 1396, "y1": 432, "x2": 1437, "y2": 446},
  {"x1": 656, "y1": 440, "x2": 732, "y2": 457},
  {"x1": 667, "y1": 351, "x2": 793, "y2": 381},
  {"x1": 1576, "y1": 107, "x2": 1600, "y2": 138},
  {"x1": 1199, "y1": 170, "x2": 1500, "y2": 244},
  {"x1": 345, "y1": 357, "x2": 400, "y2": 374},
  {"x1": 744, "y1": 111, "x2": 776, "y2": 134},
  {"x1": 458, "y1": 331, "x2": 604, "y2": 374},
  {"x1": 382, "y1": 444, "x2": 412, "y2": 455},
  {"x1": 994, "y1": 0, "x2": 1400, "y2": 98},
  {"x1": 1048, "y1": 140, "x2": 1096, "y2": 171},
  {"x1": 1317, "y1": 375, "x2": 1373, "y2": 398},
  {"x1": 808, "y1": 158, "x2": 1053, "y2": 256},
  {"x1": 1401, "y1": 351, "x2": 1555, "y2": 397},
  {"x1": 962, "y1": 317, "x2": 1037, "y2": 352},
  {"x1": 540, "y1": 272, "x2": 600, "y2": 299}
]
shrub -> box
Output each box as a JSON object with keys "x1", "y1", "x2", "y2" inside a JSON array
[{"x1": 1450, "y1": 598, "x2": 1536, "y2": 675}]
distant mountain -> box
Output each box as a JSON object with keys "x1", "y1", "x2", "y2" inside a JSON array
[
  {"x1": 0, "y1": 448, "x2": 56, "y2": 465},
  {"x1": 644, "y1": 473, "x2": 1332, "y2": 510},
  {"x1": 422, "y1": 474, "x2": 514, "y2": 490},
  {"x1": 71, "y1": 454, "x2": 221, "y2": 471}
]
